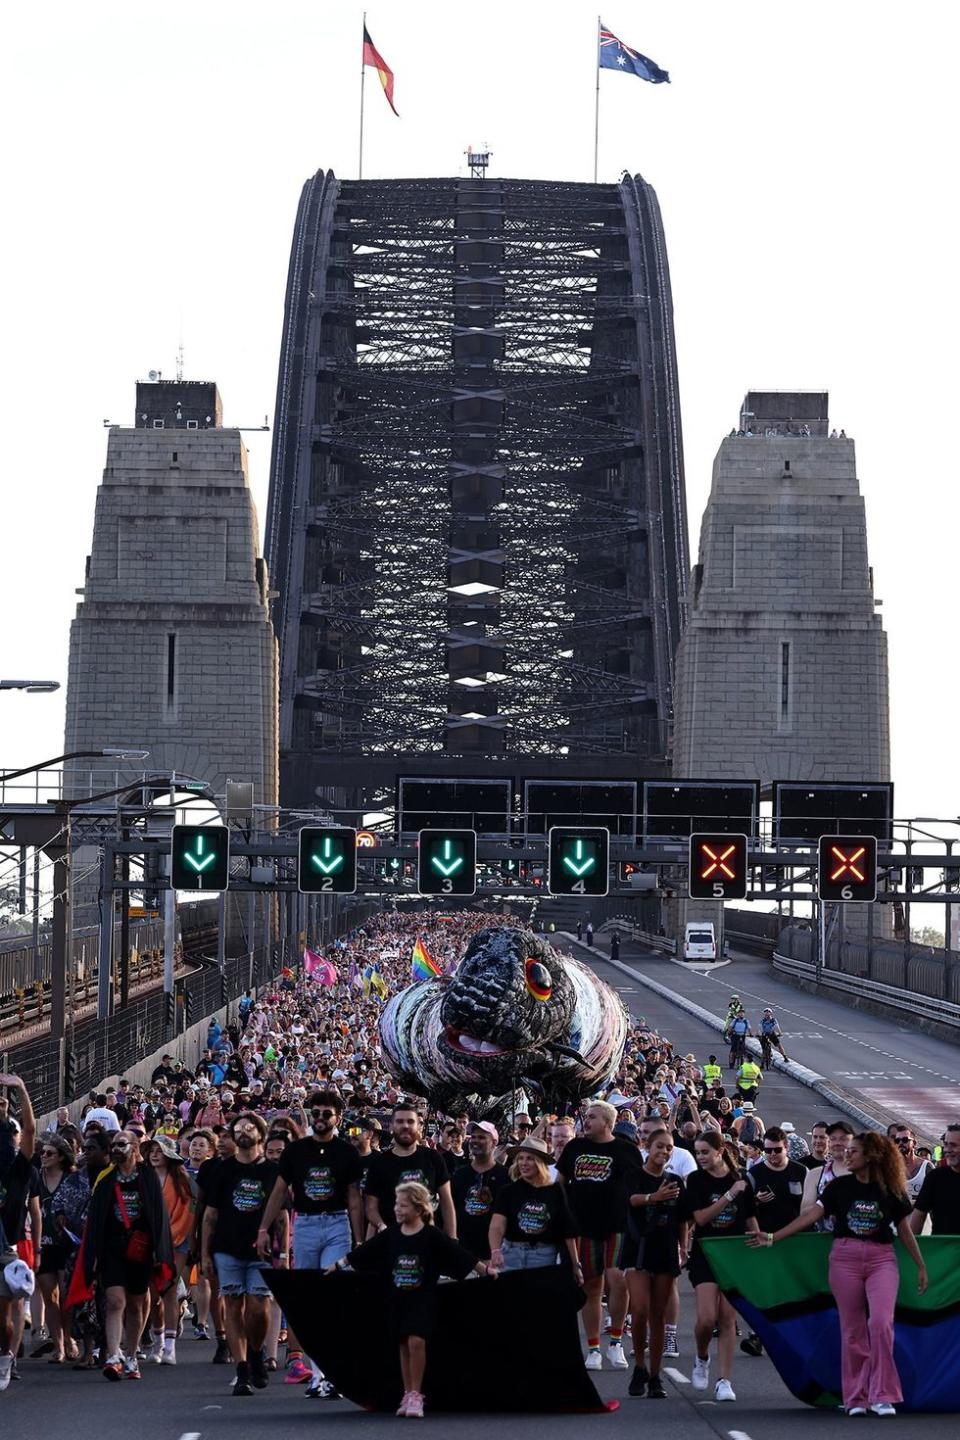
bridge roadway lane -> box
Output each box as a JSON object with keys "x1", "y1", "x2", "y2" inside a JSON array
[
  {"x1": 3, "y1": 1296, "x2": 943, "y2": 1440},
  {"x1": 577, "y1": 933, "x2": 960, "y2": 1139}
]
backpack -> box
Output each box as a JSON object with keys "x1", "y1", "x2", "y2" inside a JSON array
[{"x1": 740, "y1": 1116, "x2": 760, "y2": 1146}]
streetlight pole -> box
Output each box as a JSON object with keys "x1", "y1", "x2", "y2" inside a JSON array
[{"x1": 0, "y1": 680, "x2": 59, "y2": 693}]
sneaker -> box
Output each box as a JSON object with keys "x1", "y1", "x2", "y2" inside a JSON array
[
  {"x1": 628, "y1": 1364, "x2": 649, "y2": 1397},
  {"x1": 740, "y1": 1333, "x2": 764, "y2": 1357},
  {"x1": 192, "y1": 1323, "x2": 210, "y2": 1341},
  {"x1": 607, "y1": 1341, "x2": 629, "y2": 1370},
  {"x1": 584, "y1": 1348, "x2": 603, "y2": 1371},
  {"x1": 715, "y1": 1379, "x2": 736, "y2": 1402},
  {"x1": 233, "y1": 1376, "x2": 254, "y2": 1396},
  {"x1": 9, "y1": 1362, "x2": 20, "y2": 1382},
  {"x1": 124, "y1": 1359, "x2": 142, "y2": 1381},
  {"x1": 663, "y1": 1331, "x2": 680, "y2": 1358},
  {"x1": 161, "y1": 1343, "x2": 176, "y2": 1366},
  {"x1": 847, "y1": 1408, "x2": 868, "y2": 1417},
  {"x1": 102, "y1": 1358, "x2": 123, "y2": 1382},
  {"x1": 405, "y1": 1390, "x2": 425, "y2": 1418},
  {"x1": 213, "y1": 1336, "x2": 232, "y2": 1365},
  {"x1": 397, "y1": 1391, "x2": 414, "y2": 1416},
  {"x1": 0, "y1": 1354, "x2": 12, "y2": 1393},
  {"x1": 145, "y1": 1336, "x2": 163, "y2": 1364},
  {"x1": 285, "y1": 1356, "x2": 312, "y2": 1383},
  {"x1": 317, "y1": 1380, "x2": 340, "y2": 1399},
  {"x1": 691, "y1": 1356, "x2": 710, "y2": 1391},
  {"x1": 249, "y1": 1350, "x2": 269, "y2": 1390},
  {"x1": 647, "y1": 1376, "x2": 667, "y2": 1399},
  {"x1": 870, "y1": 1404, "x2": 896, "y2": 1417}
]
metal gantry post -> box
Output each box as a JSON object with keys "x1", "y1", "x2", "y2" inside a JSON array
[{"x1": 97, "y1": 842, "x2": 115, "y2": 1020}]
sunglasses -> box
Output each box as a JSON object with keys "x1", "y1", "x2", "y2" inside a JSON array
[
  {"x1": 763, "y1": 1146, "x2": 784, "y2": 1154},
  {"x1": 312, "y1": 1109, "x2": 337, "y2": 1119}
]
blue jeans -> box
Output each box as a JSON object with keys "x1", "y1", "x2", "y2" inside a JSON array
[
  {"x1": 293, "y1": 1211, "x2": 352, "y2": 1269},
  {"x1": 500, "y1": 1240, "x2": 559, "y2": 1271}
]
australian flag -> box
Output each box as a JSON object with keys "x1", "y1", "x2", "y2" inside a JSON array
[{"x1": 599, "y1": 23, "x2": 670, "y2": 84}]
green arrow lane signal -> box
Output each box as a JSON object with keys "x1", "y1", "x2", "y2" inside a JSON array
[
  {"x1": 171, "y1": 825, "x2": 230, "y2": 892},
  {"x1": 417, "y1": 829, "x2": 477, "y2": 896},
  {"x1": 431, "y1": 838, "x2": 465, "y2": 877},
  {"x1": 562, "y1": 838, "x2": 596, "y2": 878},
  {"x1": 547, "y1": 827, "x2": 609, "y2": 896},
  {"x1": 311, "y1": 836, "x2": 345, "y2": 875},
  {"x1": 298, "y1": 828, "x2": 358, "y2": 894},
  {"x1": 184, "y1": 835, "x2": 216, "y2": 874}
]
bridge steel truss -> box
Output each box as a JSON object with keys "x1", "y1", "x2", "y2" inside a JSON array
[{"x1": 265, "y1": 171, "x2": 689, "y2": 808}]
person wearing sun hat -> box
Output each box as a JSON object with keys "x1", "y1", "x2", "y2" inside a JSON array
[{"x1": 488, "y1": 1136, "x2": 581, "y2": 1278}]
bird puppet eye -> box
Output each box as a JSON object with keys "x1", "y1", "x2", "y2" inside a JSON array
[{"x1": 524, "y1": 959, "x2": 552, "y2": 1002}]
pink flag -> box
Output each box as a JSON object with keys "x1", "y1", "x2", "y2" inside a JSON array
[{"x1": 304, "y1": 947, "x2": 338, "y2": 986}]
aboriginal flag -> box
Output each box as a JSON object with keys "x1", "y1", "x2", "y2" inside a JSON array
[
  {"x1": 703, "y1": 1235, "x2": 960, "y2": 1412},
  {"x1": 363, "y1": 24, "x2": 398, "y2": 115}
]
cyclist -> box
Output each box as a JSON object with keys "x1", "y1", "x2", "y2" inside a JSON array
[
  {"x1": 722, "y1": 997, "x2": 743, "y2": 1038},
  {"x1": 727, "y1": 1011, "x2": 750, "y2": 1069},
  {"x1": 758, "y1": 1009, "x2": 788, "y2": 1065}
]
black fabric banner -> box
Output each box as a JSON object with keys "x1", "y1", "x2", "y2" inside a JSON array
[{"x1": 266, "y1": 1266, "x2": 611, "y2": 1413}]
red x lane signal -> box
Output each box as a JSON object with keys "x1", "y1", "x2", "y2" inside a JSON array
[
  {"x1": 817, "y1": 834, "x2": 877, "y2": 902},
  {"x1": 688, "y1": 833, "x2": 748, "y2": 900}
]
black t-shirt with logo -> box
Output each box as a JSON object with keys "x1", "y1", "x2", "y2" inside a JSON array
[
  {"x1": 747, "y1": 1159, "x2": 807, "y2": 1233},
  {"x1": 493, "y1": 1179, "x2": 578, "y2": 1246},
  {"x1": 819, "y1": 1175, "x2": 911, "y2": 1243},
  {"x1": 682, "y1": 1166, "x2": 757, "y2": 1239},
  {"x1": 0, "y1": 1152, "x2": 34, "y2": 1245},
  {"x1": 556, "y1": 1137, "x2": 645, "y2": 1238},
  {"x1": 626, "y1": 1167, "x2": 686, "y2": 1244},
  {"x1": 107, "y1": 1168, "x2": 150, "y2": 1245},
  {"x1": 278, "y1": 1136, "x2": 362, "y2": 1215},
  {"x1": 450, "y1": 1163, "x2": 510, "y2": 1258},
  {"x1": 365, "y1": 1146, "x2": 450, "y2": 1224},
  {"x1": 348, "y1": 1222, "x2": 476, "y2": 1299},
  {"x1": 914, "y1": 1165, "x2": 960, "y2": 1235},
  {"x1": 206, "y1": 1158, "x2": 281, "y2": 1258}
]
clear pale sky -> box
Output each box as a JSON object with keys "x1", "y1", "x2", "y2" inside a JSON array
[{"x1": 1, "y1": 1, "x2": 956, "y2": 830}]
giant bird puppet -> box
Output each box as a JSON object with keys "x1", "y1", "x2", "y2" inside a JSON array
[{"x1": 379, "y1": 926, "x2": 628, "y2": 1112}]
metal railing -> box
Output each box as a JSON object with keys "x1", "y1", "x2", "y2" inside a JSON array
[{"x1": 772, "y1": 949, "x2": 960, "y2": 1033}]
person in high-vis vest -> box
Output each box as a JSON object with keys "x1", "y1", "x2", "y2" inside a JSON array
[{"x1": 702, "y1": 1057, "x2": 722, "y2": 1087}]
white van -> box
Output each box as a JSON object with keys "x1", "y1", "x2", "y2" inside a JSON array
[{"x1": 683, "y1": 922, "x2": 717, "y2": 961}]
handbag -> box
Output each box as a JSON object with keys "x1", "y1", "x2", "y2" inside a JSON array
[{"x1": 115, "y1": 1180, "x2": 152, "y2": 1265}]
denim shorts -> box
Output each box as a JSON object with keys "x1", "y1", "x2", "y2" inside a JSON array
[
  {"x1": 293, "y1": 1211, "x2": 352, "y2": 1269},
  {"x1": 500, "y1": 1240, "x2": 559, "y2": 1271},
  {"x1": 214, "y1": 1252, "x2": 273, "y2": 1298}
]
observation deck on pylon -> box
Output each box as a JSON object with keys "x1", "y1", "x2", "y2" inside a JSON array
[{"x1": 265, "y1": 171, "x2": 689, "y2": 809}]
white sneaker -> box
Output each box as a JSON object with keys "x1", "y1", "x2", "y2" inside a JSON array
[
  {"x1": 585, "y1": 1348, "x2": 603, "y2": 1371},
  {"x1": 607, "y1": 1342, "x2": 629, "y2": 1370},
  {"x1": 0, "y1": 1353, "x2": 12, "y2": 1393},
  {"x1": 847, "y1": 1408, "x2": 868, "y2": 1417},
  {"x1": 146, "y1": 1335, "x2": 163, "y2": 1364},
  {"x1": 715, "y1": 1379, "x2": 736, "y2": 1402},
  {"x1": 161, "y1": 1343, "x2": 176, "y2": 1366},
  {"x1": 691, "y1": 1357, "x2": 710, "y2": 1390},
  {"x1": 663, "y1": 1331, "x2": 680, "y2": 1358},
  {"x1": 870, "y1": 1404, "x2": 896, "y2": 1417}
]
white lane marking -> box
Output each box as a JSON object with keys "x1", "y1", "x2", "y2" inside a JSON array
[
  {"x1": 180, "y1": 1433, "x2": 202, "y2": 1439},
  {"x1": 728, "y1": 1431, "x2": 754, "y2": 1440},
  {"x1": 664, "y1": 1366, "x2": 690, "y2": 1384},
  {"x1": 697, "y1": 969, "x2": 959, "y2": 1086}
]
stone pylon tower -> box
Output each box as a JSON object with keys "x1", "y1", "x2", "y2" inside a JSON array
[
  {"x1": 673, "y1": 392, "x2": 889, "y2": 781},
  {"x1": 64, "y1": 379, "x2": 279, "y2": 924},
  {"x1": 671, "y1": 391, "x2": 890, "y2": 937}
]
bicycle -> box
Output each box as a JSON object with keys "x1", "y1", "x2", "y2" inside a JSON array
[
  {"x1": 759, "y1": 1033, "x2": 774, "y2": 1070},
  {"x1": 728, "y1": 1032, "x2": 747, "y2": 1070}
]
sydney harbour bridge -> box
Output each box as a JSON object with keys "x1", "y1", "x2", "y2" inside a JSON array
[{"x1": 265, "y1": 171, "x2": 689, "y2": 813}]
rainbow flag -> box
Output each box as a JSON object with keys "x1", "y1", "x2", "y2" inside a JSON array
[{"x1": 411, "y1": 935, "x2": 441, "y2": 981}]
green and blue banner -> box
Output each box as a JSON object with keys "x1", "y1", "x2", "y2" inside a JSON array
[{"x1": 703, "y1": 1236, "x2": 960, "y2": 1412}]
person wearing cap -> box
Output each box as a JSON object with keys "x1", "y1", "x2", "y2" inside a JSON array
[
  {"x1": 143, "y1": 1134, "x2": 198, "y2": 1365},
  {"x1": 488, "y1": 1137, "x2": 580, "y2": 1276},
  {"x1": 779, "y1": 1121, "x2": 810, "y2": 1164},
  {"x1": 451, "y1": 1124, "x2": 510, "y2": 1261},
  {"x1": 801, "y1": 1120, "x2": 854, "y2": 1224}
]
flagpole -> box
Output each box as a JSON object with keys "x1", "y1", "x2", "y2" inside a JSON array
[
  {"x1": 593, "y1": 16, "x2": 600, "y2": 183},
  {"x1": 359, "y1": 11, "x2": 367, "y2": 179}
]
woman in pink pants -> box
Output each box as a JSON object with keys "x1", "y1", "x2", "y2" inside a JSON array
[{"x1": 749, "y1": 1131, "x2": 926, "y2": 1416}]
